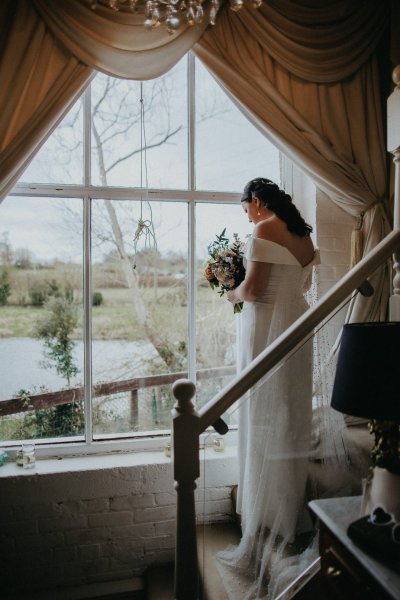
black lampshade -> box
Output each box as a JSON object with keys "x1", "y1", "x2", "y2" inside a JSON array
[{"x1": 331, "y1": 322, "x2": 400, "y2": 420}]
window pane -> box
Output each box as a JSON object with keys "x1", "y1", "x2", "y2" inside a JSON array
[
  {"x1": 91, "y1": 198, "x2": 188, "y2": 437},
  {"x1": 0, "y1": 196, "x2": 84, "y2": 442},
  {"x1": 195, "y1": 202, "x2": 252, "y2": 416},
  {"x1": 195, "y1": 58, "x2": 280, "y2": 192},
  {"x1": 91, "y1": 57, "x2": 188, "y2": 189},
  {"x1": 20, "y1": 99, "x2": 83, "y2": 185}
]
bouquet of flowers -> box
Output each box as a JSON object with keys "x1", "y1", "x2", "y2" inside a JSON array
[{"x1": 204, "y1": 229, "x2": 246, "y2": 313}]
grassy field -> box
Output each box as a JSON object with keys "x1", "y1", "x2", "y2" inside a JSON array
[
  {"x1": 0, "y1": 257, "x2": 237, "y2": 377},
  {"x1": 91, "y1": 286, "x2": 189, "y2": 341},
  {"x1": 0, "y1": 283, "x2": 235, "y2": 348}
]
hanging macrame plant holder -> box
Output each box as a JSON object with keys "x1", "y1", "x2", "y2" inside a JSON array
[{"x1": 133, "y1": 82, "x2": 157, "y2": 267}]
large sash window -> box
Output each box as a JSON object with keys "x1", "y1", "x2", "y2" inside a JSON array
[{"x1": 0, "y1": 54, "x2": 290, "y2": 454}]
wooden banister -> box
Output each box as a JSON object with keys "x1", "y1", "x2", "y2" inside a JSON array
[
  {"x1": 172, "y1": 229, "x2": 400, "y2": 600},
  {"x1": 172, "y1": 379, "x2": 200, "y2": 600}
]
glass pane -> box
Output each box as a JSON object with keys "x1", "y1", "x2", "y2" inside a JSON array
[
  {"x1": 91, "y1": 57, "x2": 188, "y2": 189},
  {"x1": 91, "y1": 198, "x2": 188, "y2": 437},
  {"x1": 195, "y1": 58, "x2": 280, "y2": 192},
  {"x1": 20, "y1": 99, "x2": 83, "y2": 185},
  {"x1": 195, "y1": 202, "x2": 252, "y2": 414},
  {"x1": 0, "y1": 196, "x2": 84, "y2": 442}
]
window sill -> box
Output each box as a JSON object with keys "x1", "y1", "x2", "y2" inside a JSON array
[{"x1": 0, "y1": 440, "x2": 237, "y2": 479}]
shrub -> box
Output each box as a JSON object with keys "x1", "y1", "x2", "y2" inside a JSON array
[
  {"x1": 92, "y1": 291, "x2": 103, "y2": 306},
  {"x1": 35, "y1": 295, "x2": 79, "y2": 386},
  {"x1": 64, "y1": 284, "x2": 74, "y2": 302},
  {"x1": 28, "y1": 281, "x2": 48, "y2": 306},
  {"x1": 0, "y1": 270, "x2": 11, "y2": 305},
  {"x1": 29, "y1": 280, "x2": 69, "y2": 306},
  {"x1": 47, "y1": 279, "x2": 60, "y2": 298}
]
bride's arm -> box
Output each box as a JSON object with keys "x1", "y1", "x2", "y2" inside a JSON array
[{"x1": 227, "y1": 260, "x2": 271, "y2": 303}]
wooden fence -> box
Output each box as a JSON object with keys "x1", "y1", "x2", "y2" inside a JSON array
[{"x1": 0, "y1": 366, "x2": 236, "y2": 425}]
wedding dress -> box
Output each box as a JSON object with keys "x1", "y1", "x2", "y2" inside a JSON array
[{"x1": 218, "y1": 237, "x2": 321, "y2": 599}]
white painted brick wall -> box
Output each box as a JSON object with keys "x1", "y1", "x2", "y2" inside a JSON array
[
  {"x1": 315, "y1": 189, "x2": 354, "y2": 345},
  {"x1": 316, "y1": 189, "x2": 354, "y2": 292},
  {"x1": 0, "y1": 449, "x2": 237, "y2": 596}
]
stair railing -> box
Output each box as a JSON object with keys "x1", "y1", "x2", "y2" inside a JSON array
[{"x1": 172, "y1": 227, "x2": 400, "y2": 599}]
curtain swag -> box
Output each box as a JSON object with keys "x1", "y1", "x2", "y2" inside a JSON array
[
  {"x1": 30, "y1": 0, "x2": 390, "y2": 83},
  {"x1": 33, "y1": 0, "x2": 209, "y2": 80},
  {"x1": 209, "y1": 1, "x2": 389, "y2": 84}
]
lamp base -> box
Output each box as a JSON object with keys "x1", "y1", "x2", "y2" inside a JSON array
[{"x1": 362, "y1": 466, "x2": 400, "y2": 522}]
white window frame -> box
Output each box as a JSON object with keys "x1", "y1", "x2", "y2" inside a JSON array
[{"x1": 5, "y1": 53, "x2": 306, "y2": 459}]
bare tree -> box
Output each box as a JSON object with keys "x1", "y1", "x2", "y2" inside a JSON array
[
  {"x1": 49, "y1": 68, "x2": 228, "y2": 373},
  {"x1": 0, "y1": 232, "x2": 13, "y2": 266},
  {"x1": 91, "y1": 74, "x2": 186, "y2": 370}
]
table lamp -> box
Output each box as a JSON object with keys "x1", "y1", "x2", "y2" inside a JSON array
[{"x1": 331, "y1": 322, "x2": 400, "y2": 571}]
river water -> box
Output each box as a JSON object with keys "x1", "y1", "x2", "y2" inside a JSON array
[{"x1": 0, "y1": 338, "x2": 158, "y2": 401}]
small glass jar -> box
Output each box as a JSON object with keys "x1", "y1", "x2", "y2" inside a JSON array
[
  {"x1": 213, "y1": 435, "x2": 225, "y2": 453},
  {"x1": 163, "y1": 441, "x2": 172, "y2": 458},
  {"x1": 22, "y1": 443, "x2": 36, "y2": 469},
  {"x1": 16, "y1": 447, "x2": 24, "y2": 466}
]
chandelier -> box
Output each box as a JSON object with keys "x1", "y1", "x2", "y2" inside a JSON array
[{"x1": 91, "y1": 0, "x2": 263, "y2": 34}]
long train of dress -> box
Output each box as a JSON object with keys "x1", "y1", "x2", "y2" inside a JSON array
[{"x1": 218, "y1": 237, "x2": 321, "y2": 599}]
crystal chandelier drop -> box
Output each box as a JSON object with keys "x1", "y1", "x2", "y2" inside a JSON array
[{"x1": 91, "y1": 0, "x2": 263, "y2": 35}]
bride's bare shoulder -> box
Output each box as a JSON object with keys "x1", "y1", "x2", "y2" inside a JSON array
[{"x1": 253, "y1": 217, "x2": 284, "y2": 242}]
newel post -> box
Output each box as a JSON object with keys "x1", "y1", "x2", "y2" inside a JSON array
[
  {"x1": 172, "y1": 378, "x2": 200, "y2": 600},
  {"x1": 388, "y1": 65, "x2": 400, "y2": 320}
]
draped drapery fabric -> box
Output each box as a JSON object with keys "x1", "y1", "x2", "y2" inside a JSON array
[
  {"x1": 33, "y1": 0, "x2": 209, "y2": 80},
  {"x1": 195, "y1": 0, "x2": 391, "y2": 323},
  {"x1": 0, "y1": 0, "x2": 208, "y2": 201},
  {"x1": 0, "y1": 0, "x2": 93, "y2": 200}
]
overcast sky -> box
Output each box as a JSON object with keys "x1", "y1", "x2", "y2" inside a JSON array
[{"x1": 1, "y1": 57, "x2": 280, "y2": 264}]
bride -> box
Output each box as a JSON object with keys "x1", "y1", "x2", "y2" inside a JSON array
[{"x1": 224, "y1": 177, "x2": 320, "y2": 599}]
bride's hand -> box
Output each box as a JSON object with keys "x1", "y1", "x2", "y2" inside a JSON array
[{"x1": 226, "y1": 290, "x2": 235, "y2": 304}]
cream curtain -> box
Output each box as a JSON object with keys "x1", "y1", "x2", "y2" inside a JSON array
[
  {"x1": 0, "y1": 0, "x2": 208, "y2": 201},
  {"x1": 33, "y1": 0, "x2": 208, "y2": 80},
  {"x1": 195, "y1": 0, "x2": 391, "y2": 321},
  {"x1": 0, "y1": 0, "x2": 92, "y2": 200}
]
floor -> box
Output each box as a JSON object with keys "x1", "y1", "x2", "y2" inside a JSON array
[
  {"x1": 146, "y1": 564, "x2": 174, "y2": 600},
  {"x1": 5, "y1": 582, "x2": 146, "y2": 600}
]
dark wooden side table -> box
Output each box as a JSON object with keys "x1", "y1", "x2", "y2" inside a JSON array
[{"x1": 308, "y1": 496, "x2": 400, "y2": 599}]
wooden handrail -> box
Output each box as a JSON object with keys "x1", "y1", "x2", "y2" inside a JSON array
[
  {"x1": 198, "y1": 229, "x2": 400, "y2": 432},
  {"x1": 0, "y1": 365, "x2": 235, "y2": 417},
  {"x1": 171, "y1": 229, "x2": 400, "y2": 599}
]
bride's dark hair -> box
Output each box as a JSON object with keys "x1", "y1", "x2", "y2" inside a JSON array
[{"x1": 241, "y1": 177, "x2": 313, "y2": 237}]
